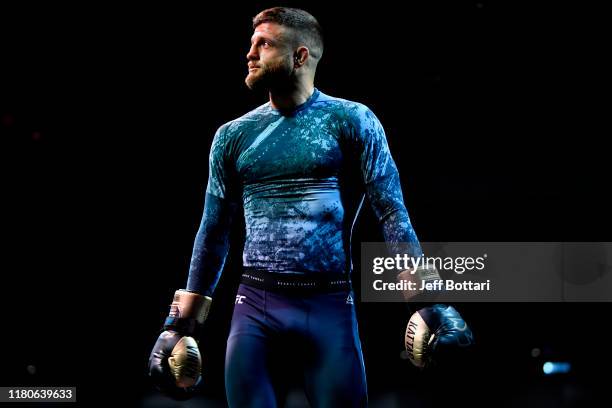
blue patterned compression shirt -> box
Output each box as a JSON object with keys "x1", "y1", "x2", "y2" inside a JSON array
[{"x1": 186, "y1": 88, "x2": 421, "y2": 296}]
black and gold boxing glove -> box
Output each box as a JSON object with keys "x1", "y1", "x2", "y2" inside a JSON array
[
  {"x1": 148, "y1": 290, "x2": 212, "y2": 399},
  {"x1": 404, "y1": 304, "x2": 474, "y2": 369}
]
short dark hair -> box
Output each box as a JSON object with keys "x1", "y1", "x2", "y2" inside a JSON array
[{"x1": 253, "y1": 7, "x2": 324, "y2": 59}]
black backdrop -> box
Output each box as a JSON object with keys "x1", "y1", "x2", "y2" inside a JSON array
[{"x1": 2, "y1": 1, "x2": 610, "y2": 406}]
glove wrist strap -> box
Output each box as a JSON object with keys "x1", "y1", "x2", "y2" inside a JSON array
[
  {"x1": 163, "y1": 316, "x2": 201, "y2": 336},
  {"x1": 163, "y1": 290, "x2": 212, "y2": 336}
]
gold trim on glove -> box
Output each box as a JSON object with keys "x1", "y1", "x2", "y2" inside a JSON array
[{"x1": 168, "y1": 290, "x2": 212, "y2": 324}]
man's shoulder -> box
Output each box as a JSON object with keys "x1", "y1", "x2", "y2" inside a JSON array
[
  {"x1": 313, "y1": 91, "x2": 374, "y2": 122},
  {"x1": 216, "y1": 102, "x2": 274, "y2": 137}
]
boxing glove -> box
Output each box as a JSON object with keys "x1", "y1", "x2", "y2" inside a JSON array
[
  {"x1": 404, "y1": 304, "x2": 474, "y2": 369},
  {"x1": 148, "y1": 289, "x2": 212, "y2": 398}
]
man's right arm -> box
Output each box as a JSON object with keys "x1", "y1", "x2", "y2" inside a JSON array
[
  {"x1": 186, "y1": 124, "x2": 239, "y2": 297},
  {"x1": 185, "y1": 193, "x2": 237, "y2": 296},
  {"x1": 148, "y1": 125, "x2": 238, "y2": 397}
]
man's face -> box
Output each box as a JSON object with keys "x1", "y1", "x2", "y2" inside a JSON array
[{"x1": 245, "y1": 22, "x2": 294, "y2": 91}]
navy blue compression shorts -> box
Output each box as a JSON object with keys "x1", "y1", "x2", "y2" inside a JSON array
[{"x1": 225, "y1": 277, "x2": 367, "y2": 408}]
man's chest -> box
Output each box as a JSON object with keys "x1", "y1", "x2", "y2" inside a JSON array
[{"x1": 233, "y1": 115, "x2": 346, "y2": 183}]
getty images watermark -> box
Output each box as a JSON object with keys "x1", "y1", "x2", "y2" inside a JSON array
[
  {"x1": 372, "y1": 252, "x2": 490, "y2": 292},
  {"x1": 360, "y1": 242, "x2": 612, "y2": 302}
]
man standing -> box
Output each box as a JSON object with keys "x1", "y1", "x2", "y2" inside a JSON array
[{"x1": 149, "y1": 7, "x2": 472, "y2": 407}]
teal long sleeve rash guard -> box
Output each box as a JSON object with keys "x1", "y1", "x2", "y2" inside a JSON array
[{"x1": 186, "y1": 89, "x2": 421, "y2": 296}]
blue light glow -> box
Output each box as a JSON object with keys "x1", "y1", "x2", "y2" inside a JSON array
[{"x1": 543, "y1": 361, "x2": 571, "y2": 375}]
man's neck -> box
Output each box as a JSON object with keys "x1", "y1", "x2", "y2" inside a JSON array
[{"x1": 269, "y1": 83, "x2": 315, "y2": 112}]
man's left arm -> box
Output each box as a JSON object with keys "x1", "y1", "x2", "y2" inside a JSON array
[
  {"x1": 350, "y1": 104, "x2": 421, "y2": 258},
  {"x1": 352, "y1": 104, "x2": 475, "y2": 369}
]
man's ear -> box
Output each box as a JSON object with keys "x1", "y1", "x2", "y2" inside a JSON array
[{"x1": 294, "y1": 46, "x2": 310, "y2": 67}]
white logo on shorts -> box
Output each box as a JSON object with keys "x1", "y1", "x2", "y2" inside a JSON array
[
  {"x1": 346, "y1": 294, "x2": 354, "y2": 305},
  {"x1": 235, "y1": 295, "x2": 246, "y2": 304}
]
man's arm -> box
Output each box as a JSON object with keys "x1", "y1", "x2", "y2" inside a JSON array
[
  {"x1": 349, "y1": 105, "x2": 475, "y2": 369},
  {"x1": 351, "y1": 104, "x2": 431, "y2": 299},
  {"x1": 186, "y1": 125, "x2": 239, "y2": 296},
  {"x1": 350, "y1": 104, "x2": 422, "y2": 258},
  {"x1": 149, "y1": 125, "x2": 238, "y2": 397}
]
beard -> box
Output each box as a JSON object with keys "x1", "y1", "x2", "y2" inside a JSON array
[{"x1": 245, "y1": 55, "x2": 294, "y2": 92}]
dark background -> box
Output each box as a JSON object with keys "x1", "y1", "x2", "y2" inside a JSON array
[{"x1": 1, "y1": 1, "x2": 609, "y2": 406}]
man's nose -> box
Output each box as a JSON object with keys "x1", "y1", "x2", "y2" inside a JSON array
[{"x1": 246, "y1": 45, "x2": 258, "y2": 61}]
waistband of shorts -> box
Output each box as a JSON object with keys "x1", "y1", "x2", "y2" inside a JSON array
[{"x1": 240, "y1": 269, "x2": 351, "y2": 294}]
